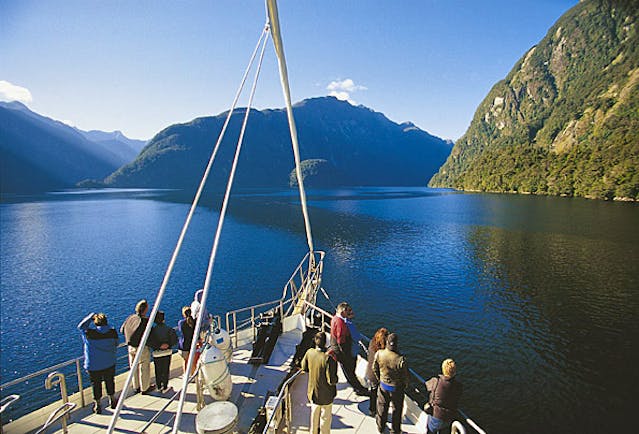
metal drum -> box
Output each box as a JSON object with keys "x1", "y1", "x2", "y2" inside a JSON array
[
  {"x1": 200, "y1": 345, "x2": 233, "y2": 401},
  {"x1": 196, "y1": 401, "x2": 238, "y2": 434}
]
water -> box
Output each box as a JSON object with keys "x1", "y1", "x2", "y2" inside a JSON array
[{"x1": 1, "y1": 187, "x2": 638, "y2": 433}]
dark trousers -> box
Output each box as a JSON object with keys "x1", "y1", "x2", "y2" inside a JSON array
[
  {"x1": 376, "y1": 386, "x2": 405, "y2": 434},
  {"x1": 369, "y1": 383, "x2": 378, "y2": 414},
  {"x1": 335, "y1": 351, "x2": 365, "y2": 392},
  {"x1": 88, "y1": 365, "x2": 115, "y2": 401},
  {"x1": 154, "y1": 355, "x2": 171, "y2": 389}
]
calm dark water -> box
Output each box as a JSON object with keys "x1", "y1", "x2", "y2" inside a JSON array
[{"x1": 1, "y1": 187, "x2": 638, "y2": 433}]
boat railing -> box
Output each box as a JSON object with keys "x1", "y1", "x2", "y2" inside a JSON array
[
  {"x1": 34, "y1": 402, "x2": 76, "y2": 434},
  {"x1": 301, "y1": 300, "x2": 334, "y2": 333},
  {"x1": 225, "y1": 251, "x2": 324, "y2": 346},
  {"x1": 0, "y1": 395, "x2": 20, "y2": 434},
  {"x1": 262, "y1": 369, "x2": 304, "y2": 434},
  {"x1": 0, "y1": 342, "x2": 130, "y2": 425}
]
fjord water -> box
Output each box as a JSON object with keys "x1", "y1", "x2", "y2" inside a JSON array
[{"x1": 1, "y1": 188, "x2": 637, "y2": 433}]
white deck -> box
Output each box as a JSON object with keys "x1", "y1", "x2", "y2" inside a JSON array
[{"x1": 4, "y1": 317, "x2": 426, "y2": 434}]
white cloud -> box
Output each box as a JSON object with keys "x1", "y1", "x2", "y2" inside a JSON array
[
  {"x1": 0, "y1": 80, "x2": 33, "y2": 104},
  {"x1": 329, "y1": 91, "x2": 350, "y2": 101},
  {"x1": 326, "y1": 78, "x2": 367, "y2": 104},
  {"x1": 327, "y1": 78, "x2": 367, "y2": 93}
]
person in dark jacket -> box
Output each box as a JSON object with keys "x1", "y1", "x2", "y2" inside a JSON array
[
  {"x1": 120, "y1": 299, "x2": 154, "y2": 394},
  {"x1": 425, "y1": 358, "x2": 463, "y2": 434},
  {"x1": 301, "y1": 332, "x2": 338, "y2": 434},
  {"x1": 329, "y1": 302, "x2": 367, "y2": 395},
  {"x1": 366, "y1": 327, "x2": 389, "y2": 416},
  {"x1": 177, "y1": 306, "x2": 196, "y2": 376},
  {"x1": 78, "y1": 312, "x2": 118, "y2": 414},
  {"x1": 373, "y1": 333, "x2": 409, "y2": 434},
  {"x1": 149, "y1": 311, "x2": 178, "y2": 393}
]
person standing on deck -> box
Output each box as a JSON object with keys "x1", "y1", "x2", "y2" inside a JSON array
[
  {"x1": 191, "y1": 289, "x2": 212, "y2": 338},
  {"x1": 425, "y1": 359, "x2": 463, "y2": 434},
  {"x1": 374, "y1": 333, "x2": 409, "y2": 434},
  {"x1": 366, "y1": 327, "x2": 389, "y2": 417},
  {"x1": 301, "y1": 332, "x2": 338, "y2": 434},
  {"x1": 149, "y1": 311, "x2": 177, "y2": 393},
  {"x1": 78, "y1": 312, "x2": 118, "y2": 414},
  {"x1": 177, "y1": 306, "x2": 196, "y2": 376},
  {"x1": 120, "y1": 299, "x2": 155, "y2": 394},
  {"x1": 329, "y1": 302, "x2": 368, "y2": 395}
]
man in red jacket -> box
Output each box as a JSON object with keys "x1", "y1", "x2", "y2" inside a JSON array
[{"x1": 329, "y1": 302, "x2": 367, "y2": 395}]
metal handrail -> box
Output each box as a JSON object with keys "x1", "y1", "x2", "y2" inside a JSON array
[
  {"x1": 34, "y1": 402, "x2": 76, "y2": 434},
  {"x1": 0, "y1": 395, "x2": 19, "y2": 415},
  {"x1": 0, "y1": 342, "x2": 129, "y2": 391},
  {"x1": 0, "y1": 341, "x2": 133, "y2": 426},
  {"x1": 225, "y1": 251, "x2": 324, "y2": 344},
  {"x1": 0, "y1": 394, "x2": 20, "y2": 434},
  {"x1": 261, "y1": 370, "x2": 303, "y2": 434},
  {"x1": 452, "y1": 420, "x2": 467, "y2": 434}
]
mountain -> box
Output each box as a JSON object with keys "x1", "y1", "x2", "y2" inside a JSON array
[
  {"x1": 430, "y1": 0, "x2": 639, "y2": 201},
  {"x1": 104, "y1": 96, "x2": 452, "y2": 189},
  {"x1": 0, "y1": 102, "x2": 138, "y2": 194},
  {"x1": 77, "y1": 129, "x2": 146, "y2": 163}
]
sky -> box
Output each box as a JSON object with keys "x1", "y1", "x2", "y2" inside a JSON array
[{"x1": 1, "y1": 0, "x2": 579, "y2": 141}]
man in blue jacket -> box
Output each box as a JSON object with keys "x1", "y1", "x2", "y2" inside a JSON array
[{"x1": 78, "y1": 312, "x2": 118, "y2": 414}]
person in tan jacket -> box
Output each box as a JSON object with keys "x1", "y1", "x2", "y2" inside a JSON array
[
  {"x1": 301, "y1": 332, "x2": 338, "y2": 434},
  {"x1": 373, "y1": 333, "x2": 409, "y2": 434},
  {"x1": 120, "y1": 299, "x2": 154, "y2": 394}
]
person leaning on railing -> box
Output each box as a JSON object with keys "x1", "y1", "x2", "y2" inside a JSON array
[
  {"x1": 425, "y1": 358, "x2": 463, "y2": 434},
  {"x1": 77, "y1": 312, "x2": 118, "y2": 414},
  {"x1": 366, "y1": 327, "x2": 389, "y2": 417},
  {"x1": 373, "y1": 333, "x2": 410, "y2": 434}
]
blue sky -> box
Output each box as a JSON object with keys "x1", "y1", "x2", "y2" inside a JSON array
[{"x1": 1, "y1": 0, "x2": 578, "y2": 141}]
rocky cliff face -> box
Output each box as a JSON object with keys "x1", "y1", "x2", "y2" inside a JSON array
[{"x1": 430, "y1": 0, "x2": 639, "y2": 200}]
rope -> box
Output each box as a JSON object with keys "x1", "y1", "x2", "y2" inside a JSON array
[
  {"x1": 106, "y1": 24, "x2": 270, "y2": 434},
  {"x1": 266, "y1": 0, "x2": 315, "y2": 256},
  {"x1": 171, "y1": 24, "x2": 271, "y2": 434},
  {"x1": 320, "y1": 286, "x2": 337, "y2": 311}
]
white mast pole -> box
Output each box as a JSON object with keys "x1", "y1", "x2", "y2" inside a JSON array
[{"x1": 266, "y1": 0, "x2": 315, "y2": 256}]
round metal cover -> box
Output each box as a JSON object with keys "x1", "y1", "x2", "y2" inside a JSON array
[{"x1": 195, "y1": 401, "x2": 239, "y2": 434}]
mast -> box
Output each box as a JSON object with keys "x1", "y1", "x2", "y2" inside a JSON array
[{"x1": 266, "y1": 0, "x2": 315, "y2": 257}]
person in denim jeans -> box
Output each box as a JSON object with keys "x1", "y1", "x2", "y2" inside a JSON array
[{"x1": 425, "y1": 359, "x2": 463, "y2": 434}]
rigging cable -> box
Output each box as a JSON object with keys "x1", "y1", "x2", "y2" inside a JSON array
[
  {"x1": 172, "y1": 21, "x2": 271, "y2": 434},
  {"x1": 106, "y1": 24, "x2": 270, "y2": 434}
]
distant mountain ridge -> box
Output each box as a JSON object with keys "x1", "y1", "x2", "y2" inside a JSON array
[
  {"x1": 78, "y1": 129, "x2": 146, "y2": 163},
  {"x1": 430, "y1": 0, "x2": 639, "y2": 201},
  {"x1": 0, "y1": 101, "x2": 143, "y2": 194},
  {"x1": 104, "y1": 96, "x2": 452, "y2": 189}
]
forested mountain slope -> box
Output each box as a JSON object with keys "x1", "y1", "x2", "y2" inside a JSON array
[
  {"x1": 430, "y1": 0, "x2": 638, "y2": 201},
  {"x1": 105, "y1": 97, "x2": 452, "y2": 189}
]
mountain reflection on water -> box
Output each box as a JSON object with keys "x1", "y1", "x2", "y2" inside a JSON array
[{"x1": 0, "y1": 187, "x2": 637, "y2": 433}]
